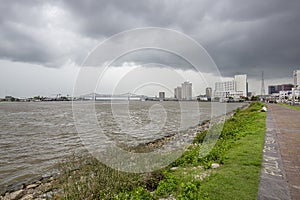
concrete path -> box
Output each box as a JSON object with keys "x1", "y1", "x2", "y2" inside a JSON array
[{"x1": 258, "y1": 104, "x2": 300, "y2": 200}]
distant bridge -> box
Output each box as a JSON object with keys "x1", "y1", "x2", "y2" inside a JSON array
[{"x1": 79, "y1": 92, "x2": 148, "y2": 101}]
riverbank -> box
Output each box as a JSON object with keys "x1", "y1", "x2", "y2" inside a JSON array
[
  {"x1": 0, "y1": 175, "x2": 60, "y2": 200},
  {"x1": 1, "y1": 102, "x2": 254, "y2": 199}
]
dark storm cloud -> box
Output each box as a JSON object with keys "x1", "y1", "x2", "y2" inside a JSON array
[
  {"x1": 0, "y1": 1, "x2": 60, "y2": 66},
  {"x1": 0, "y1": 0, "x2": 93, "y2": 67},
  {"x1": 0, "y1": 0, "x2": 300, "y2": 79},
  {"x1": 205, "y1": 0, "x2": 300, "y2": 79},
  {"x1": 60, "y1": 0, "x2": 207, "y2": 37}
]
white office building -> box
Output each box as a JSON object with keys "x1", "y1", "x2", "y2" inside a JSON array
[
  {"x1": 214, "y1": 74, "x2": 248, "y2": 99},
  {"x1": 214, "y1": 80, "x2": 236, "y2": 98},
  {"x1": 234, "y1": 74, "x2": 248, "y2": 97},
  {"x1": 293, "y1": 69, "x2": 300, "y2": 88},
  {"x1": 182, "y1": 81, "x2": 192, "y2": 100},
  {"x1": 215, "y1": 80, "x2": 236, "y2": 92}
]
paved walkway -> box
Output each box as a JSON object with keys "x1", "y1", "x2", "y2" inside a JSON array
[{"x1": 258, "y1": 104, "x2": 300, "y2": 200}]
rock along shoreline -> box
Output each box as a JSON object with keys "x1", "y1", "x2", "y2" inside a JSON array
[{"x1": 0, "y1": 175, "x2": 61, "y2": 200}]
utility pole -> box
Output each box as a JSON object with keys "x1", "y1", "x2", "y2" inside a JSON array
[{"x1": 261, "y1": 71, "x2": 265, "y2": 101}]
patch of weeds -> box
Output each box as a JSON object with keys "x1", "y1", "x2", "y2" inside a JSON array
[
  {"x1": 155, "y1": 174, "x2": 179, "y2": 197},
  {"x1": 114, "y1": 187, "x2": 155, "y2": 200}
]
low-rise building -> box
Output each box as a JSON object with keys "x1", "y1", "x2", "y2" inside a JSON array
[
  {"x1": 213, "y1": 74, "x2": 248, "y2": 101},
  {"x1": 268, "y1": 84, "x2": 294, "y2": 94},
  {"x1": 278, "y1": 89, "x2": 300, "y2": 103}
]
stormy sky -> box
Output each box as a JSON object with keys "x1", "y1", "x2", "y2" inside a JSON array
[{"x1": 0, "y1": 0, "x2": 300, "y2": 97}]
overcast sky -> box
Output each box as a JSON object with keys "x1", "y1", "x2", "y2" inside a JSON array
[{"x1": 0, "y1": 0, "x2": 300, "y2": 97}]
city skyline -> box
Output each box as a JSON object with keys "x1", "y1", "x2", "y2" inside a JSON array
[
  {"x1": 2, "y1": 69, "x2": 299, "y2": 99},
  {"x1": 2, "y1": 69, "x2": 300, "y2": 103}
]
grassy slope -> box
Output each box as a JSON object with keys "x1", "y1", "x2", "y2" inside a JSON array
[
  {"x1": 196, "y1": 103, "x2": 266, "y2": 199},
  {"x1": 279, "y1": 103, "x2": 300, "y2": 110},
  {"x1": 198, "y1": 125, "x2": 265, "y2": 199},
  {"x1": 153, "y1": 102, "x2": 266, "y2": 199}
]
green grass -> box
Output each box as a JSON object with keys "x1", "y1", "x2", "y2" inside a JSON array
[
  {"x1": 197, "y1": 126, "x2": 265, "y2": 199},
  {"x1": 153, "y1": 102, "x2": 266, "y2": 199},
  {"x1": 56, "y1": 102, "x2": 266, "y2": 199},
  {"x1": 279, "y1": 103, "x2": 300, "y2": 110}
]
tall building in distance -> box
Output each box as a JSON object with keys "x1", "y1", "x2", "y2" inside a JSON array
[
  {"x1": 181, "y1": 81, "x2": 192, "y2": 100},
  {"x1": 234, "y1": 74, "x2": 248, "y2": 97},
  {"x1": 214, "y1": 74, "x2": 248, "y2": 99},
  {"x1": 159, "y1": 92, "x2": 165, "y2": 100},
  {"x1": 206, "y1": 87, "x2": 212, "y2": 100},
  {"x1": 268, "y1": 84, "x2": 294, "y2": 94},
  {"x1": 293, "y1": 69, "x2": 300, "y2": 88},
  {"x1": 174, "y1": 86, "x2": 182, "y2": 100},
  {"x1": 174, "y1": 81, "x2": 192, "y2": 100}
]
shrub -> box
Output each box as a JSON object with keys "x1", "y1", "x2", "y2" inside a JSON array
[{"x1": 114, "y1": 187, "x2": 155, "y2": 200}]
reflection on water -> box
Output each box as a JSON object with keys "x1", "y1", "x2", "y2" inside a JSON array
[{"x1": 0, "y1": 101, "x2": 245, "y2": 192}]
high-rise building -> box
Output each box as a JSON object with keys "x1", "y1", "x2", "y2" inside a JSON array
[
  {"x1": 268, "y1": 84, "x2": 294, "y2": 94},
  {"x1": 174, "y1": 81, "x2": 192, "y2": 100},
  {"x1": 159, "y1": 92, "x2": 165, "y2": 100},
  {"x1": 181, "y1": 81, "x2": 192, "y2": 100},
  {"x1": 174, "y1": 86, "x2": 182, "y2": 100},
  {"x1": 293, "y1": 69, "x2": 300, "y2": 88},
  {"x1": 234, "y1": 74, "x2": 248, "y2": 97},
  {"x1": 206, "y1": 87, "x2": 212, "y2": 99}
]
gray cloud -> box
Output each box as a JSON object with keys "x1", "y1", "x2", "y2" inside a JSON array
[
  {"x1": 205, "y1": 0, "x2": 300, "y2": 79},
  {"x1": 0, "y1": 0, "x2": 300, "y2": 80},
  {"x1": 0, "y1": 0, "x2": 96, "y2": 67}
]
